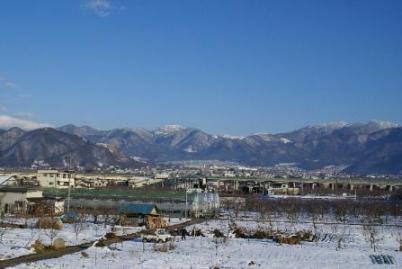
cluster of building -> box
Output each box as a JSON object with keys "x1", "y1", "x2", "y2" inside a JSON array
[
  {"x1": 0, "y1": 170, "x2": 221, "y2": 221},
  {"x1": 0, "y1": 177, "x2": 165, "y2": 229},
  {"x1": 4, "y1": 170, "x2": 164, "y2": 190},
  {"x1": 124, "y1": 164, "x2": 378, "y2": 182},
  {"x1": 3, "y1": 163, "x2": 399, "y2": 224}
]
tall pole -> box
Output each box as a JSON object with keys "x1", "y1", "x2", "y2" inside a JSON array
[
  {"x1": 67, "y1": 154, "x2": 72, "y2": 213},
  {"x1": 67, "y1": 176, "x2": 71, "y2": 212},
  {"x1": 185, "y1": 180, "x2": 188, "y2": 219}
]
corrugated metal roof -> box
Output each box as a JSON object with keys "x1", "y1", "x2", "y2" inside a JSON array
[
  {"x1": 118, "y1": 203, "x2": 158, "y2": 215},
  {"x1": 0, "y1": 176, "x2": 10, "y2": 185}
]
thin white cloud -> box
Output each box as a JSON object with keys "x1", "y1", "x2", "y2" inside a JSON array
[
  {"x1": 15, "y1": 93, "x2": 32, "y2": 100},
  {"x1": 4, "y1": 81, "x2": 16, "y2": 89},
  {"x1": 12, "y1": 112, "x2": 34, "y2": 119},
  {"x1": 0, "y1": 115, "x2": 52, "y2": 130},
  {"x1": 0, "y1": 76, "x2": 17, "y2": 90},
  {"x1": 82, "y1": 0, "x2": 114, "y2": 17}
]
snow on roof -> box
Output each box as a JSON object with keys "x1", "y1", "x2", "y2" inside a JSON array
[{"x1": 0, "y1": 176, "x2": 10, "y2": 185}]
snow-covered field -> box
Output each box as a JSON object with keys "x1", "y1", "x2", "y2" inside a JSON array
[
  {"x1": 0, "y1": 222, "x2": 142, "y2": 260},
  {"x1": 11, "y1": 236, "x2": 401, "y2": 269},
  {"x1": 4, "y1": 216, "x2": 401, "y2": 269},
  {"x1": 0, "y1": 217, "x2": 188, "y2": 261}
]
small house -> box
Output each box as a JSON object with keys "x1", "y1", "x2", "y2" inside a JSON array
[
  {"x1": 0, "y1": 186, "x2": 43, "y2": 215},
  {"x1": 118, "y1": 204, "x2": 165, "y2": 229}
]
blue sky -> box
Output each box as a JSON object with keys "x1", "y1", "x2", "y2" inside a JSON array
[{"x1": 0, "y1": 0, "x2": 401, "y2": 135}]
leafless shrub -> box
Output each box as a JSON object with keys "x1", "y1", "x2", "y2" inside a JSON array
[
  {"x1": 213, "y1": 229, "x2": 224, "y2": 238},
  {"x1": 363, "y1": 224, "x2": 382, "y2": 252}
]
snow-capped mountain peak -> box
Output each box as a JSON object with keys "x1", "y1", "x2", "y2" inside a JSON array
[
  {"x1": 154, "y1": 124, "x2": 186, "y2": 135},
  {"x1": 220, "y1": 134, "x2": 244, "y2": 140},
  {"x1": 310, "y1": 121, "x2": 350, "y2": 129},
  {"x1": 367, "y1": 120, "x2": 399, "y2": 129}
]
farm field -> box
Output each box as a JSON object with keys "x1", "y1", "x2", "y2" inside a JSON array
[{"x1": 2, "y1": 214, "x2": 401, "y2": 269}]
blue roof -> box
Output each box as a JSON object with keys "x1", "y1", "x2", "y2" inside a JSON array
[{"x1": 118, "y1": 204, "x2": 158, "y2": 215}]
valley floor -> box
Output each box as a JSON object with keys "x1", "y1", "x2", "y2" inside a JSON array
[
  {"x1": 2, "y1": 215, "x2": 401, "y2": 269},
  {"x1": 11, "y1": 236, "x2": 402, "y2": 269}
]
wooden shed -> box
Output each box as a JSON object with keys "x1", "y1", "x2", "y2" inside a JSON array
[{"x1": 117, "y1": 204, "x2": 165, "y2": 229}]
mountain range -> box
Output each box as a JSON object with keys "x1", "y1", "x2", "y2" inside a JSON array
[
  {"x1": 1, "y1": 120, "x2": 402, "y2": 174},
  {"x1": 0, "y1": 127, "x2": 140, "y2": 170}
]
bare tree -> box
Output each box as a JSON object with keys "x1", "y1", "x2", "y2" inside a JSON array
[
  {"x1": 332, "y1": 224, "x2": 348, "y2": 251},
  {"x1": 363, "y1": 224, "x2": 382, "y2": 252},
  {"x1": 334, "y1": 201, "x2": 348, "y2": 224},
  {"x1": 0, "y1": 202, "x2": 7, "y2": 244},
  {"x1": 74, "y1": 211, "x2": 85, "y2": 241},
  {"x1": 285, "y1": 200, "x2": 300, "y2": 232},
  {"x1": 396, "y1": 231, "x2": 402, "y2": 252},
  {"x1": 100, "y1": 206, "x2": 111, "y2": 229},
  {"x1": 44, "y1": 221, "x2": 59, "y2": 244},
  {"x1": 37, "y1": 204, "x2": 61, "y2": 244},
  {"x1": 306, "y1": 202, "x2": 319, "y2": 234}
]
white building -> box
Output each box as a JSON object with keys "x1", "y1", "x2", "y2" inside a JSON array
[
  {"x1": 0, "y1": 186, "x2": 43, "y2": 214},
  {"x1": 128, "y1": 176, "x2": 163, "y2": 189},
  {"x1": 155, "y1": 172, "x2": 170, "y2": 179},
  {"x1": 75, "y1": 177, "x2": 109, "y2": 189},
  {"x1": 37, "y1": 170, "x2": 75, "y2": 189},
  {"x1": 224, "y1": 171, "x2": 236, "y2": 178}
]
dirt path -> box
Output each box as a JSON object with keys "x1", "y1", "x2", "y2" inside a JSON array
[
  {"x1": 0, "y1": 242, "x2": 94, "y2": 269},
  {"x1": 0, "y1": 219, "x2": 199, "y2": 269}
]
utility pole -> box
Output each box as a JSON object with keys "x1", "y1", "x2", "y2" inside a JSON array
[
  {"x1": 67, "y1": 177, "x2": 71, "y2": 212},
  {"x1": 67, "y1": 154, "x2": 72, "y2": 213},
  {"x1": 185, "y1": 188, "x2": 188, "y2": 219}
]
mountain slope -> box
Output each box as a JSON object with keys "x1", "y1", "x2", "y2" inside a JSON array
[
  {"x1": 0, "y1": 128, "x2": 141, "y2": 169},
  {"x1": 344, "y1": 128, "x2": 402, "y2": 174},
  {"x1": 0, "y1": 127, "x2": 25, "y2": 151},
  {"x1": 58, "y1": 124, "x2": 106, "y2": 138}
]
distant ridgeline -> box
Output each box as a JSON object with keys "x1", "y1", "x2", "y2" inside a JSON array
[{"x1": 1, "y1": 120, "x2": 402, "y2": 174}]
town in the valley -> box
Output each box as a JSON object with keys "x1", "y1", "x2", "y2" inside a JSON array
[{"x1": 0, "y1": 164, "x2": 401, "y2": 268}]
